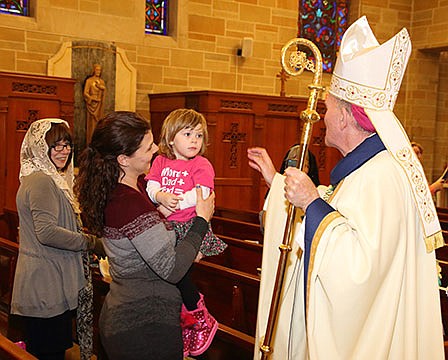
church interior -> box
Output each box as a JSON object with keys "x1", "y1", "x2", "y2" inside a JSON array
[{"x1": 0, "y1": 0, "x2": 448, "y2": 359}]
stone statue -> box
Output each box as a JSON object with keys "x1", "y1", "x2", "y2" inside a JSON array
[{"x1": 83, "y1": 64, "x2": 106, "y2": 143}]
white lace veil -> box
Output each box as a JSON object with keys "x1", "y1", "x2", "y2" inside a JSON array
[{"x1": 19, "y1": 118, "x2": 79, "y2": 213}]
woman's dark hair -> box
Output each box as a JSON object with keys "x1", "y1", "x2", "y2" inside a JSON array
[
  {"x1": 45, "y1": 122, "x2": 73, "y2": 171},
  {"x1": 75, "y1": 111, "x2": 151, "y2": 236}
]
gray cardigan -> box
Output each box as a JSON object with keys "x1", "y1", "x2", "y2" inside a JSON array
[{"x1": 11, "y1": 172, "x2": 88, "y2": 317}]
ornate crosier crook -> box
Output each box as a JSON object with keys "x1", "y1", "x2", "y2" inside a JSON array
[{"x1": 259, "y1": 38, "x2": 324, "y2": 360}]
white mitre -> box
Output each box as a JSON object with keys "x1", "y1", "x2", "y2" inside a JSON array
[{"x1": 330, "y1": 16, "x2": 443, "y2": 252}]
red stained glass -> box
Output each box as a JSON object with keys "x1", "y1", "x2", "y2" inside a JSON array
[
  {"x1": 145, "y1": 0, "x2": 167, "y2": 35},
  {"x1": 0, "y1": 0, "x2": 28, "y2": 16}
]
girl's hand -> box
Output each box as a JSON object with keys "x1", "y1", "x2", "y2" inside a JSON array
[{"x1": 156, "y1": 192, "x2": 183, "y2": 212}]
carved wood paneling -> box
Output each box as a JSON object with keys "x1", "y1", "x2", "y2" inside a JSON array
[
  {"x1": 16, "y1": 110, "x2": 40, "y2": 131},
  {"x1": 221, "y1": 100, "x2": 252, "y2": 110},
  {"x1": 0, "y1": 71, "x2": 75, "y2": 216},
  {"x1": 266, "y1": 103, "x2": 298, "y2": 113},
  {"x1": 222, "y1": 123, "x2": 247, "y2": 168},
  {"x1": 12, "y1": 82, "x2": 57, "y2": 95},
  {"x1": 148, "y1": 91, "x2": 340, "y2": 210}
]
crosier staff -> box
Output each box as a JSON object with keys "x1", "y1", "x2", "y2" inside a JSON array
[{"x1": 259, "y1": 38, "x2": 324, "y2": 360}]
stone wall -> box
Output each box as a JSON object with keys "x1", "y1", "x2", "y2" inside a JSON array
[
  {"x1": 411, "y1": 0, "x2": 448, "y2": 180},
  {"x1": 0, "y1": 0, "x2": 329, "y2": 120},
  {"x1": 350, "y1": 0, "x2": 448, "y2": 180},
  {"x1": 1, "y1": 0, "x2": 448, "y2": 179}
]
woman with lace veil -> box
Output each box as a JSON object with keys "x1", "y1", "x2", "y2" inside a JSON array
[{"x1": 10, "y1": 118, "x2": 105, "y2": 360}]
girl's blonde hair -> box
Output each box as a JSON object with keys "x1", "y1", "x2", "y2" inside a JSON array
[{"x1": 159, "y1": 108, "x2": 209, "y2": 159}]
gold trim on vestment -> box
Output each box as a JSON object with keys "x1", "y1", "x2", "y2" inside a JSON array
[
  {"x1": 425, "y1": 231, "x2": 445, "y2": 252},
  {"x1": 305, "y1": 210, "x2": 341, "y2": 321},
  {"x1": 305, "y1": 180, "x2": 342, "y2": 320}
]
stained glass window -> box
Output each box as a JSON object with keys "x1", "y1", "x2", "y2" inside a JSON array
[
  {"x1": 299, "y1": 0, "x2": 349, "y2": 73},
  {"x1": 145, "y1": 0, "x2": 167, "y2": 35},
  {"x1": 0, "y1": 0, "x2": 28, "y2": 16}
]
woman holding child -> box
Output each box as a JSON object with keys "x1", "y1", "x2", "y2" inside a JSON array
[{"x1": 75, "y1": 111, "x2": 215, "y2": 359}]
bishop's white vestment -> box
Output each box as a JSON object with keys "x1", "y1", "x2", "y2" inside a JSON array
[{"x1": 255, "y1": 134, "x2": 444, "y2": 359}]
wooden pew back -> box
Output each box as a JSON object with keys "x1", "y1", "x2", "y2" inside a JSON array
[
  {"x1": 211, "y1": 216, "x2": 262, "y2": 242},
  {"x1": 436, "y1": 231, "x2": 448, "y2": 339},
  {"x1": 0, "y1": 334, "x2": 37, "y2": 360},
  {"x1": 214, "y1": 207, "x2": 260, "y2": 225},
  {"x1": 0, "y1": 238, "x2": 18, "y2": 314},
  {"x1": 210, "y1": 324, "x2": 254, "y2": 360},
  {"x1": 191, "y1": 261, "x2": 260, "y2": 337},
  {"x1": 205, "y1": 235, "x2": 262, "y2": 276}
]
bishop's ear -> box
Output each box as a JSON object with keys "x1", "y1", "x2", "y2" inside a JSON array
[{"x1": 339, "y1": 107, "x2": 352, "y2": 130}]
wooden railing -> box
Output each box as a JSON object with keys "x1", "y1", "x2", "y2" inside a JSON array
[
  {"x1": 0, "y1": 334, "x2": 37, "y2": 360},
  {"x1": 192, "y1": 260, "x2": 260, "y2": 337},
  {"x1": 211, "y1": 216, "x2": 262, "y2": 243},
  {"x1": 205, "y1": 235, "x2": 262, "y2": 276}
]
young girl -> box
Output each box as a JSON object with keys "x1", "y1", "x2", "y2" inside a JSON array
[{"x1": 145, "y1": 108, "x2": 227, "y2": 357}]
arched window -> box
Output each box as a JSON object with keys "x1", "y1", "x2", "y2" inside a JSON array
[
  {"x1": 0, "y1": 0, "x2": 28, "y2": 16},
  {"x1": 299, "y1": 0, "x2": 349, "y2": 73},
  {"x1": 145, "y1": 0, "x2": 168, "y2": 35}
]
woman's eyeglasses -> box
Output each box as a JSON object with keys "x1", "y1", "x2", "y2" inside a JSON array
[{"x1": 51, "y1": 143, "x2": 73, "y2": 152}]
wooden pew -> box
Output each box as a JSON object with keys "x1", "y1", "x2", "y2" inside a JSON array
[
  {"x1": 0, "y1": 334, "x2": 37, "y2": 360},
  {"x1": 441, "y1": 221, "x2": 448, "y2": 232},
  {"x1": 209, "y1": 324, "x2": 254, "y2": 360},
  {"x1": 0, "y1": 210, "x2": 19, "y2": 243},
  {"x1": 436, "y1": 231, "x2": 448, "y2": 345},
  {"x1": 0, "y1": 238, "x2": 18, "y2": 314},
  {"x1": 205, "y1": 235, "x2": 262, "y2": 276},
  {"x1": 0, "y1": 232, "x2": 260, "y2": 359},
  {"x1": 214, "y1": 207, "x2": 260, "y2": 225},
  {"x1": 2, "y1": 225, "x2": 448, "y2": 359},
  {"x1": 211, "y1": 216, "x2": 262, "y2": 243},
  {"x1": 91, "y1": 260, "x2": 260, "y2": 360},
  {"x1": 437, "y1": 208, "x2": 448, "y2": 232},
  {"x1": 191, "y1": 260, "x2": 260, "y2": 337},
  {"x1": 438, "y1": 207, "x2": 448, "y2": 218}
]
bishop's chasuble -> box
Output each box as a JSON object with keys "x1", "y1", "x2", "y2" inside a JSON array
[{"x1": 254, "y1": 134, "x2": 444, "y2": 360}]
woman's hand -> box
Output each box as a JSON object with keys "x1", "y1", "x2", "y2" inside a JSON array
[
  {"x1": 194, "y1": 251, "x2": 204, "y2": 263},
  {"x1": 85, "y1": 234, "x2": 107, "y2": 259},
  {"x1": 157, "y1": 204, "x2": 174, "y2": 218},
  {"x1": 195, "y1": 185, "x2": 215, "y2": 222}
]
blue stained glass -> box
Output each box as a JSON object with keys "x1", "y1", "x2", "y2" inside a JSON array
[
  {"x1": 0, "y1": 0, "x2": 28, "y2": 16},
  {"x1": 299, "y1": 0, "x2": 349, "y2": 73},
  {"x1": 145, "y1": 0, "x2": 168, "y2": 35}
]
